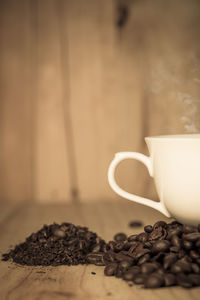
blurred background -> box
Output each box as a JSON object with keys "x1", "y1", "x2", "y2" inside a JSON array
[{"x1": 0, "y1": 0, "x2": 200, "y2": 204}]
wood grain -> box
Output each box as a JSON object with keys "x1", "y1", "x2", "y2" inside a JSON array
[
  {"x1": 0, "y1": 200, "x2": 200, "y2": 300},
  {"x1": 35, "y1": 0, "x2": 72, "y2": 203},
  {"x1": 61, "y1": 0, "x2": 149, "y2": 201},
  {"x1": 0, "y1": 0, "x2": 33, "y2": 202}
]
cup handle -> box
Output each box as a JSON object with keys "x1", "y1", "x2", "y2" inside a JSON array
[{"x1": 108, "y1": 152, "x2": 171, "y2": 217}]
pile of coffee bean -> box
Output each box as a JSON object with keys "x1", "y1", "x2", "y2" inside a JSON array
[
  {"x1": 2, "y1": 222, "x2": 106, "y2": 266},
  {"x1": 2, "y1": 219, "x2": 200, "y2": 289},
  {"x1": 86, "y1": 221, "x2": 200, "y2": 288}
]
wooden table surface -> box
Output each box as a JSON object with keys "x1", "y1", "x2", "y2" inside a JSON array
[{"x1": 0, "y1": 200, "x2": 200, "y2": 300}]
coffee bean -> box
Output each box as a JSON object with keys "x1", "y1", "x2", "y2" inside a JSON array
[
  {"x1": 144, "y1": 273, "x2": 164, "y2": 288},
  {"x1": 183, "y1": 240, "x2": 193, "y2": 250},
  {"x1": 87, "y1": 253, "x2": 104, "y2": 266},
  {"x1": 169, "y1": 246, "x2": 180, "y2": 253},
  {"x1": 183, "y1": 232, "x2": 200, "y2": 242},
  {"x1": 143, "y1": 241, "x2": 152, "y2": 249},
  {"x1": 119, "y1": 260, "x2": 133, "y2": 269},
  {"x1": 91, "y1": 244, "x2": 101, "y2": 253},
  {"x1": 141, "y1": 263, "x2": 157, "y2": 274},
  {"x1": 115, "y1": 268, "x2": 123, "y2": 278},
  {"x1": 152, "y1": 252, "x2": 165, "y2": 263},
  {"x1": 171, "y1": 260, "x2": 191, "y2": 273},
  {"x1": 114, "y1": 233, "x2": 127, "y2": 242},
  {"x1": 153, "y1": 221, "x2": 167, "y2": 229},
  {"x1": 128, "y1": 265, "x2": 141, "y2": 275},
  {"x1": 108, "y1": 241, "x2": 116, "y2": 251},
  {"x1": 190, "y1": 250, "x2": 200, "y2": 260},
  {"x1": 104, "y1": 263, "x2": 118, "y2": 276},
  {"x1": 195, "y1": 239, "x2": 200, "y2": 248},
  {"x1": 180, "y1": 255, "x2": 192, "y2": 264},
  {"x1": 160, "y1": 228, "x2": 168, "y2": 240},
  {"x1": 151, "y1": 261, "x2": 160, "y2": 269},
  {"x1": 191, "y1": 263, "x2": 200, "y2": 273},
  {"x1": 103, "y1": 251, "x2": 116, "y2": 264},
  {"x1": 123, "y1": 271, "x2": 135, "y2": 281},
  {"x1": 177, "y1": 273, "x2": 193, "y2": 288},
  {"x1": 144, "y1": 225, "x2": 153, "y2": 233},
  {"x1": 114, "y1": 242, "x2": 125, "y2": 252},
  {"x1": 149, "y1": 228, "x2": 163, "y2": 241},
  {"x1": 128, "y1": 242, "x2": 138, "y2": 253},
  {"x1": 167, "y1": 228, "x2": 182, "y2": 240},
  {"x1": 157, "y1": 268, "x2": 165, "y2": 276},
  {"x1": 135, "y1": 249, "x2": 150, "y2": 259},
  {"x1": 102, "y1": 243, "x2": 110, "y2": 253},
  {"x1": 170, "y1": 262, "x2": 183, "y2": 274},
  {"x1": 133, "y1": 274, "x2": 146, "y2": 284},
  {"x1": 115, "y1": 252, "x2": 133, "y2": 263},
  {"x1": 137, "y1": 254, "x2": 150, "y2": 265},
  {"x1": 138, "y1": 233, "x2": 148, "y2": 243},
  {"x1": 188, "y1": 274, "x2": 200, "y2": 286},
  {"x1": 176, "y1": 246, "x2": 183, "y2": 256},
  {"x1": 163, "y1": 253, "x2": 177, "y2": 269},
  {"x1": 123, "y1": 241, "x2": 132, "y2": 251},
  {"x1": 168, "y1": 220, "x2": 182, "y2": 227},
  {"x1": 171, "y1": 235, "x2": 181, "y2": 248},
  {"x1": 152, "y1": 240, "x2": 170, "y2": 253},
  {"x1": 183, "y1": 225, "x2": 197, "y2": 234},
  {"x1": 128, "y1": 235, "x2": 138, "y2": 242},
  {"x1": 129, "y1": 221, "x2": 143, "y2": 228},
  {"x1": 53, "y1": 229, "x2": 66, "y2": 238},
  {"x1": 164, "y1": 273, "x2": 176, "y2": 286}
]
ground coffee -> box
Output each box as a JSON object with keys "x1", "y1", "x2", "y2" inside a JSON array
[{"x1": 2, "y1": 222, "x2": 106, "y2": 266}]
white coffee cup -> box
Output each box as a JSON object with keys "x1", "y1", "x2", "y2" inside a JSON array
[{"x1": 108, "y1": 134, "x2": 200, "y2": 225}]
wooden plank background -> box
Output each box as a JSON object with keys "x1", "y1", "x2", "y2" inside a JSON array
[{"x1": 0, "y1": 0, "x2": 200, "y2": 203}]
